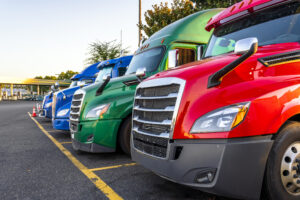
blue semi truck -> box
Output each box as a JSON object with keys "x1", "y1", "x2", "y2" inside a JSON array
[
  {"x1": 40, "y1": 62, "x2": 100, "y2": 119},
  {"x1": 52, "y1": 55, "x2": 133, "y2": 131}
]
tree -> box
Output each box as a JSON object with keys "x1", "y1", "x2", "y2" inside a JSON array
[
  {"x1": 139, "y1": 0, "x2": 198, "y2": 38},
  {"x1": 57, "y1": 70, "x2": 78, "y2": 80},
  {"x1": 44, "y1": 75, "x2": 57, "y2": 80},
  {"x1": 34, "y1": 70, "x2": 78, "y2": 80},
  {"x1": 190, "y1": 0, "x2": 240, "y2": 10},
  {"x1": 85, "y1": 40, "x2": 129, "y2": 65}
]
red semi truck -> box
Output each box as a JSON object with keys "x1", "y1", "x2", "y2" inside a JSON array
[{"x1": 131, "y1": 0, "x2": 300, "y2": 199}]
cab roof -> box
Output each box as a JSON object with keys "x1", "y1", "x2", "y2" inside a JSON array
[
  {"x1": 136, "y1": 8, "x2": 223, "y2": 54},
  {"x1": 206, "y1": 0, "x2": 287, "y2": 31},
  {"x1": 97, "y1": 55, "x2": 133, "y2": 69},
  {"x1": 71, "y1": 62, "x2": 100, "y2": 80}
]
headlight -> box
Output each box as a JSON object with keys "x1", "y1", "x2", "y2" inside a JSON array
[
  {"x1": 85, "y1": 104, "x2": 110, "y2": 119},
  {"x1": 57, "y1": 109, "x2": 69, "y2": 117},
  {"x1": 45, "y1": 102, "x2": 52, "y2": 108},
  {"x1": 190, "y1": 102, "x2": 250, "y2": 133}
]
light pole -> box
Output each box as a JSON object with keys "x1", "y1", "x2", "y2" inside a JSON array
[{"x1": 138, "y1": 0, "x2": 142, "y2": 47}]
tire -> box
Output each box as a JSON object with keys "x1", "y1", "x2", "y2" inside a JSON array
[
  {"x1": 265, "y1": 121, "x2": 300, "y2": 200},
  {"x1": 118, "y1": 116, "x2": 132, "y2": 155}
]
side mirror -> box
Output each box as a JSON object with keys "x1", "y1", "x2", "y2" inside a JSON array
[
  {"x1": 197, "y1": 45, "x2": 204, "y2": 60},
  {"x1": 234, "y1": 37, "x2": 258, "y2": 55},
  {"x1": 54, "y1": 82, "x2": 60, "y2": 89},
  {"x1": 136, "y1": 68, "x2": 146, "y2": 82},
  {"x1": 168, "y1": 49, "x2": 179, "y2": 69},
  {"x1": 103, "y1": 74, "x2": 111, "y2": 82}
]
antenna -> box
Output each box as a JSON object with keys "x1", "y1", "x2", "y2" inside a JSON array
[{"x1": 120, "y1": 29, "x2": 123, "y2": 56}]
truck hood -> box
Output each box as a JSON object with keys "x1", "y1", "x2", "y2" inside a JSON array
[
  {"x1": 150, "y1": 42, "x2": 300, "y2": 83},
  {"x1": 79, "y1": 74, "x2": 141, "y2": 121},
  {"x1": 59, "y1": 86, "x2": 81, "y2": 98},
  {"x1": 82, "y1": 74, "x2": 139, "y2": 96}
]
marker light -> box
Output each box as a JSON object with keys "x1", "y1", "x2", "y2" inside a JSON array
[{"x1": 190, "y1": 102, "x2": 250, "y2": 133}]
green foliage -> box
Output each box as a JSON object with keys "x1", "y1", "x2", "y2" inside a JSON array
[
  {"x1": 140, "y1": 0, "x2": 198, "y2": 38},
  {"x1": 34, "y1": 70, "x2": 78, "y2": 80},
  {"x1": 85, "y1": 40, "x2": 129, "y2": 65},
  {"x1": 190, "y1": 0, "x2": 240, "y2": 9},
  {"x1": 57, "y1": 70, "x2": 78, "y2": 80},
  {"x1": 44, "y1": 75, "x2": 58, "y2": 80}
]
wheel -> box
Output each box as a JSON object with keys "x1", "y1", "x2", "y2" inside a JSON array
[
  {"x1": 265, "y1": 121, "x2": 300, "y2": 200},
  {"x1": 118, "y1": 116, "x2": 132, "y2": 155}
]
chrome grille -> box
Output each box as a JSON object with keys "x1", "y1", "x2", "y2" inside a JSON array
[
  {"x1": 132, "y1": 77, "x2": 185, "y2": 159},
  {"x1": 52, "y1": 93, "x2": 57, "y2": 119},
  {"x1": 70, "y1": 90, "x2": 85, "y2": 124}
]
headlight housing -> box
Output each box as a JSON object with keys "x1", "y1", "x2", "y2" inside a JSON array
[
  {"x1": 85, "y1": 104, "x2": 110, "y2": 119},
  {"x1": 45, "y1": 102, "x2": 52, "y2": 108},
  {"x1": 57, "y1": 109, "x2": 69, "y2": 117},
  {"x1": 190, "y1": 102, "x2": 250, "y2": 133}
]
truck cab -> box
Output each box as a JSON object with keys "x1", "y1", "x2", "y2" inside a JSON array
[
  {"x1": 131, "y1": 1, "x2": 300, "y2": 199},
  {"x1": 51, "y1": 62, "x2": 100, "y2": 130},
  {"x1": 70, "y1": 9, "x2": 223, "y2": 154},
  {"x1": 52, "y1": 56, "x2": 132, "y2": 131}
]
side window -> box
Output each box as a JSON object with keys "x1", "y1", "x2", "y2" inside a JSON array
[
  {"x1": 177, "y1": 48, "x2": 196, "y2": 66},
  {"x1": 118, "y1": 67, "x2": 127, "y2": 77},
  {"x1": 82, "y1": 79, "x2": 93, "y2": 84},
  {"x1": 168, "y1": 48, "x2": 196, "y2": 69}
]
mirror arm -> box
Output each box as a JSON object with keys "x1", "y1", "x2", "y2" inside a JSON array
[
  {"x1": 207, "y1": 43, "x2": 257, "y2": 88},
  {"x1": 137, "y1": 76, "x2": 143, "y2": 83},
  {"x1": 96, "y1": 77, "x2": 110, "y2": 96},
  {"x1": 61, "y1": 91, "x2": 67, "y2": 100}
]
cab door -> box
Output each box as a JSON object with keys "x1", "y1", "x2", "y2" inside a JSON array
[{"x1": 166, "y1": 43, "x2": 205, "y2": 70}]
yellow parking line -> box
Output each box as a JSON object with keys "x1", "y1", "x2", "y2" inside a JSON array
[
  {"x1": 60, "y1": 141, "x2": 72, "y2": 144},
  {"x1": 47, "y1": 130, "x2": 64, "y2": 133},
  {"x1": 90, "y1": 163, "x2": 137, "y2": 172},
  {"x1": 28, "y1": 113, "x2": 123, "y2": 200}
]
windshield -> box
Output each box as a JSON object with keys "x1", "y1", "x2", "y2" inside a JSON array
[
  {"x1": 125, "y1": 47, "x2": 165, "y2": 75},
  {"x1": 205, "y1": 2, "x2": 300, "y2": 58},
  {"x1": 69, "y1": 81, "x2": 78, "y2": 88},
  {"x1": 96, "y1": 65, "x2": 113, "y2": 82}
]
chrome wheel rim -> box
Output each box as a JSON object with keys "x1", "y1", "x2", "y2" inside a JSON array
[{"x1": 281, "y1": 142, "x2": 300, "y2": 195}]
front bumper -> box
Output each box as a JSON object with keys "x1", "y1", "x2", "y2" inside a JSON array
[
  {"x1": 131, "y1": 135, "x2": 273, "y2": 200},
  {"x1": 70, "y1": 119, "x2": 122, "y2": 153},
  {"x1": 52, "y1": 118, "x2": 70, "y2": 131}
]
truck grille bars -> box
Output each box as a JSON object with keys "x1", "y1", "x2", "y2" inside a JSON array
[
  {"x1": 52, "y1": 93, "x2": 57, "y2": 119},
  {"x1": 132, "y1": 78, "x2": 185, "y2": 159},
  {"x1": 70, "y1": 90, "x2": 85, "y2": 132}
]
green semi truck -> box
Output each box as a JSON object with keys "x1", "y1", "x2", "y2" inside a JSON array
[{"x1": 70, "y1": 9, "x2": 223, "y2": 154}]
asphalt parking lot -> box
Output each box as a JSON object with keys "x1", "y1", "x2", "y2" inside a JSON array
[{"x1": 0, "y1": 101, "x2": 232, "y2": 200}]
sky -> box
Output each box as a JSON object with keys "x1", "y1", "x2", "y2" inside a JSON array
[{"x1": 0, "y1": 0, "x2": 173, "y2": 78}]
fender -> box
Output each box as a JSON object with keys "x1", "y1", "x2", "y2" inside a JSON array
[
  {"x1": 259, "y1": 84, "x2": 300, "y2": 134},
  {"x1": 56, "y1": 102, "x2": 72, "y2": 119}
]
